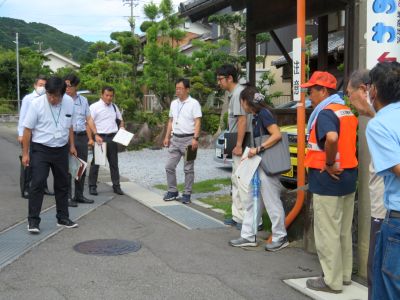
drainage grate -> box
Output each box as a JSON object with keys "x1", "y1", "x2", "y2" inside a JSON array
[
  {"x1": 152, "y1": 205, "x2": 225, "y2": 230},
  {"x1": 0, "y1": 194, "x2": 112, "y2": 270},
  {"x1": 74, "y1": 239, "x2": 141, "y2": 256}
]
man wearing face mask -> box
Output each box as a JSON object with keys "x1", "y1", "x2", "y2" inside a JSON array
[
  {"x1": 346, "y1": 70, "x2": 385, "y2": 300},
  {"x1": 17, "y1": 75, "x2": 54, "y2": 198}
]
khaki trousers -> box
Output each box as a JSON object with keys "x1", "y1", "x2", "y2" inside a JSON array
[{"x1": 313, "y1": 192, "x2": 355, "y2": 290}]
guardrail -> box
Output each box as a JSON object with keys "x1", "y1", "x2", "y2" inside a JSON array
[
  {"x1": 0, "y1": 99, "x2": 19, "y2": 115},
  {"x1": 271, "y1": 95, "x2": 292, "y2": 107}
]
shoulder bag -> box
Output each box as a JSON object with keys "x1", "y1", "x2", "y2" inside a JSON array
[{"x1": 254, "y1": 120, "x2": 291, "y2": 176}]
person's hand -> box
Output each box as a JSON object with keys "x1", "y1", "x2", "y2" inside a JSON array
[
  {"x1": 94, "y1": 135, "x2": 103, "y2": 145},
  {"x1": 232, "y1": 145, "x2": 243, "y2": 156},
  {"x1": 163, "y1": 137, "x2": 170, "y2": 148},
  {"x1": 191, "y1": 139, "x2": 199, "y2": 150},
  {"x1": 88, "y1": 138, "x2": 94, "y2": 147},
  {"x1": 320, "y1": 164, "x2": 343, "y2": 180},
  {"x1": 70, "y1": 145, "x2": 77, "y2": 156},
  {"x1": 17, "y1": 136, "x2": 23, "y2": 144},
  {"x1": 22, "y1": 153, "x2": 29, "y2": 167},
  {"x1": 248, "y1": 147, "x2": 258, "y2": 158}
]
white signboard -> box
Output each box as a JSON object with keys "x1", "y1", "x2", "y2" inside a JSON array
[
  {"x1": 366, "y1": 0, "x2": 400, "y2": 69},
  {"x1": 292, "y1": 38, "x2": 302, "y2": 101}
]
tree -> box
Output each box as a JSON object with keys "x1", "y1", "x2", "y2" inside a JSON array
[
  {"x1": 79, "y1": 52, "x2": 138, "y2": 114},
  {"x1": 0, "y1": 47, "x2": 51, "y2": 100},
  {"x1": 140, "y1": 0, "x2": 188, "y2": 109},
  {"x1": 256, "y1": 70, "x2": 283, "y2": 107}
]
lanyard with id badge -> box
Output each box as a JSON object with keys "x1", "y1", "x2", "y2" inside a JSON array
[{"x1": 49, "y1": 102, "x2": 63, "y2": 138}]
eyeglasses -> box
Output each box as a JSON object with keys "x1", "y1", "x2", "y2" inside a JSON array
[
  {"x1": 217, "y1": 76, "x2": 227, "y2": 82},
  {"x1": 66, "y1": 83, "x2": 75, "y2": 88}
]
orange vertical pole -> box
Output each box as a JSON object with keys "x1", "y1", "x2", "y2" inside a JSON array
[{"x1": 266, "y1": 1, "x2": 306, "y2": 243}]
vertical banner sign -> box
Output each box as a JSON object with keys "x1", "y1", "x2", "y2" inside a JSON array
[
  {"x1": 292, "y1": 38, "x2": 302, "y2": 101},
  {"x1": 366, "y1": 0, "x2": 400, "y2": 69}
]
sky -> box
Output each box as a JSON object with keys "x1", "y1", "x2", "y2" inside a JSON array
[{"x1": 0, "y1": 0, "x2": 184, "y2": 42}]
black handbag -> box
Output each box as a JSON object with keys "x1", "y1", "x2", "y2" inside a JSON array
[
  {"x1": 254, "y1": 123, "x2": 291, "y2": 176},
  {"x1": 223, "y1": 132, "x2": 252, "y2": 155}
]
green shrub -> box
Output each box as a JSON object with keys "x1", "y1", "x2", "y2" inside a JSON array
[{"x1": 202, "y1": 112, "x2": 220, "y2": 135}]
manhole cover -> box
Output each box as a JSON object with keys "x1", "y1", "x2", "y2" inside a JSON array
[{"x1": 73, "y1": 239, "x2": 141, "y2": 256}]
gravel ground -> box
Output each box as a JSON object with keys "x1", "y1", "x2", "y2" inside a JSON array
[{"x1": 118, "y1": 148, "x2": 232, "y2": 196}]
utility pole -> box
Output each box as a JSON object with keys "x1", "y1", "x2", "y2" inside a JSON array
[
  {"x1": 14, "y1": 33, "x2": 21, "y2": 113},
  {"x1": 123, "y1": 0, "x2": 139, "y2": 35},
  {"x1": 34, "y1": 41, "x2": 43, "y2": 52}
]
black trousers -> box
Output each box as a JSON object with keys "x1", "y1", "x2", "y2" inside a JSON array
[
  {"x1": 367, "y1": 217, "x2": 384, "y2": 300},
  {"x1": 20, "y1": 148, "x2": 50, "y2": 196},
  {"x1": 69, "y1": 133, "x2": 88, "y2": 199},
  {"x1": 88, "y1": 134, "x2": 120, "y2": 188},
  {"x1": 28, "y1": 143, "x2": 69, "y2": 223}
]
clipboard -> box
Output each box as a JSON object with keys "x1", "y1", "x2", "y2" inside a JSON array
[{"x1": 185, "y1": 145, "x2": 197, "y2": 162}]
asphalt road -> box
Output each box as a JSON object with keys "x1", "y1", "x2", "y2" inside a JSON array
[{"x1": 0, "y1": 122, "x2": 319, "y2": 300}]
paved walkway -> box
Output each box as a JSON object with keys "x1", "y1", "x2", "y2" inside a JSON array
[{"x1": 0, "y1": 123, "x2": 367, "y2": 299}]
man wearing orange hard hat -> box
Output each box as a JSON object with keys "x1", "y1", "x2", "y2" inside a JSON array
[{"x1": 302, "y1": 71, "x2": 358, "y2": 294}]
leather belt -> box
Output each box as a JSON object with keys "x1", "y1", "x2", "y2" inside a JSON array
[
  {"x1": 74, "y1": 131, "x2": 86, "y2": 136},
  {"x1": 389, "y1": 210, "x2": 400, "y2": 219},
  {"x1": 99, "y1": 133, "x2": 116, "y2": 137},
  {"x1": 173, "y1": 133, "x2": 194, "y2": 138}
]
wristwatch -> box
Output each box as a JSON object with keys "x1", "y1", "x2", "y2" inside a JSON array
[
  {"x1": 193, "y1": 136, "x2": 199, "y2": 141},
  {"x1": 326, "y1": 161, "x2": 335, "y2": 167}
]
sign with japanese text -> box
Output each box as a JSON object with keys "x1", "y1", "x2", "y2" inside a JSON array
[
  {"x1": 292, "y1": 38, "x2": 302, "y2": 101},
  {"x1": 366, "y1": 0, "x2": 400, "y2": 69}
]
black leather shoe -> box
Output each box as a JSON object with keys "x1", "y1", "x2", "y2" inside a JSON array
[
  {"x1": 113, "y1": 186, "x2": 124, "y2": 195},
  {"x1": 43, "y1": 187, "x2": 55, "y2": 196},
  {"x1": 68, "y1": 199, "x2": 78, "y2": 207},
  {"x1": 89, "y1": 186, "x2": 98, "y2": 196},
  {"x1": 75, "y1": 196, "x2": 94, "y2": 204}
]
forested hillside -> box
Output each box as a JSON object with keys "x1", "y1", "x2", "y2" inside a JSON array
[{"x1": 0, "y1": 17, "x2": 91, "y2": 63}]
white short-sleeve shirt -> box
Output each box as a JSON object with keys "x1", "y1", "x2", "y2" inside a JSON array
[
  {"x1": 23, "y1": 94, "x2": 75, "y2": 147},
  {"x1": 18, "y1": 90, "x2": 41, "y2": 137},
  {"x1": 169, "y1": 96, "x2": 202, "y2": 134},
  {"x1": 90, "y1": 99, "x2": 122, "y2": 134}
]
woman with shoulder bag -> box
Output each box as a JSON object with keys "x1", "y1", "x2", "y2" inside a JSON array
[{"x1": 229, "y1": 85, "x2": 289, "y2": 251}]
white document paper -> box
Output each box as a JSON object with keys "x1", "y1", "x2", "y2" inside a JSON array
[
  {"x1": 69, "y1": 154, "x2": 88, "y2": 180},
  {"x1": 235, "y1": 147, "x2": 262, "y2": 187},
  {"x1": 112, "y1": 128, "x2": 134, "y2": 146},
  {"x1": 94, "y1": 142, "x2": 107, "y2": 166}
]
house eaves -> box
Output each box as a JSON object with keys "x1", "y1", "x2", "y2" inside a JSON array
[{"x1": 271, "y1": 30, "x2": 345, "y2": 67}]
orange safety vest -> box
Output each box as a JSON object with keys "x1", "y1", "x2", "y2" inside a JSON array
[{"x1": 304, "y1": 103, "x2": 358, "y2": 169}]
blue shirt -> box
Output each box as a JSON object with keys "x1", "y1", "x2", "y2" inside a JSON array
[
  {"x1": 72, "y1": 94, "x2": 91, "y2": 132},
  {"x1": 23, "y1": 94, "x2": 75, "y2": 148},
  {"x1": 308, "y1": 110, "x2": 357, "y2": 196},
  {"x1": 366, "y1": 102, "x2": 400, "y2": 211},
  {"x1": 252, "y1": 108, "x2": 276, "y2": 137},
  {"x1": 18, "y1": 90, "x2": 41, "y2": 136}
]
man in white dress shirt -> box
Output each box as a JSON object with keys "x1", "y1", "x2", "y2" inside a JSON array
[
  {"x1": 18, "y1": 75, "x2": 54, "y2": 198},
  {"x1": 88, "y1": 86, "x2": 124, "y2": 196},
  {"x1": 22, "y1": 76, "x2": 78, "y2": 233},
  {"x1": 163, "y1": 78, "x2": 202, "y2": 204}
]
